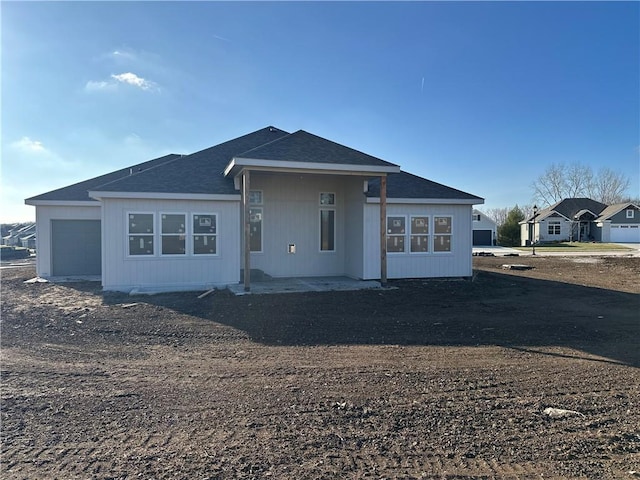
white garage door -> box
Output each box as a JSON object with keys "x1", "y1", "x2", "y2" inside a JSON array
[{"x1": 610, "y1": 224, "x2": 640, "y2": 243}]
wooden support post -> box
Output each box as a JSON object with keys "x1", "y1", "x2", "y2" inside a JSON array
[
  {"x1": 380, "y1": 175, "x2": 387, "y2": 286},
  {"x1": 243, "y1": 169, "x2": 251, "y2": 292}
]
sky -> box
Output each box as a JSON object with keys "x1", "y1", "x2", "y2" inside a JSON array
[{"x1": 2, "y1": 1, "x2": 639, "y2": 223}]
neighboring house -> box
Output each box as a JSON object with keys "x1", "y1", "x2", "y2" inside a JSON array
[
  {"x1": 472, "y1": 209, "x2": 497, "y2": 246},
  {"x1": 20, "y1": 233, "x2": 37, "y2": 250},
  {"x1": 2, "y1": 223, "x2": 35, "y2": 247},
  {"x1": 595, "y1": 202, "x2": 640, "y2": 243},
  {"x1": 520, "y1": 198, "x2": 640, "y2": 245},
  {"x1": 26, "y1": 127, "x2": 484, "y2": 292}
]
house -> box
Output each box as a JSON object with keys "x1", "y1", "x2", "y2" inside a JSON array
[
  {"x1": 2, "y1": 223, "x2": 35, "y2": 247},
  {"x1": 25, "y1": 127, "x2": 483, "y2": 292},
  {"x1": 520, "y1": 198, "x2": 640, "y2": 245},
  {"x1": 595, "y1": 202, "x2": 640, "y2": 243},
  {"x1": 472, "y1": 209, "x2": 497, "y2": 246},
  {"x1": 20, "y1": 233, "x2": 37, "y2": 250}
]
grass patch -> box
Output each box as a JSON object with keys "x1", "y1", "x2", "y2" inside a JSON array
[{"x1": 514, "y1": 242, "x2": 633, "y2": 252}]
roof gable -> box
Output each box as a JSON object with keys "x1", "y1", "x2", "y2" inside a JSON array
[
  {"x1": 234, "y1": 130, "x2": 399, "y2": 169},
  {"x1": 596, "y1": 202, "x2": 640, "y2": 221}
]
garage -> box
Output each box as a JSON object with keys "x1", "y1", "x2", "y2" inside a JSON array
[
  {"x1": 473, "y1": 229, "x2": 493, "y2": 246},
  {"x1": 51, "y1": 220, "x2": 101, "y2": 276},
  {"x1": 610, "y1": 224, "x2": 640, "y2": 243}
]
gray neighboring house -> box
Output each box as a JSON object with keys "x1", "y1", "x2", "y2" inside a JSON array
[
  {"x1": 26, "y1": 127, "x2": 484, "y2": 292},
  {"x1": 520, "y1": 198, "x2": 640, "y2": 245},
  {"x1": 472, "y1": 209, "x2": 497, "y2": 246},
  {"x1": 595, "y1": 202, "x2": 640, "y2": 243}
]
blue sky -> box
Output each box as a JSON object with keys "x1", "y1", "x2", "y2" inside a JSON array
[{"x1": 2, "y1": 1, "x2": 639, "y2": 223}]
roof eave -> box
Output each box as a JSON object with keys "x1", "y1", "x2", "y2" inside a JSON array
[
  {"x1": 25, "y1": 199, "x2": 99, "y2": 207},
  {"x1": 88, "y1": 190, "x2": 240, "y2": 201},
  {"x1": 366, "y1": 197, "x2": 483, "y2": 205},
  {"x1": 225, "y1": 157, "x2": 400, "y2": 177}
]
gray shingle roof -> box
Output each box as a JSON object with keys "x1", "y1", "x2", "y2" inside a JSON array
[
  {"x1": 27, "y1": 127, "x2": 481, "y2": 203},
  {"x1": 235, "y1": 130, "x2": 399, "y2": 168},
  {"x1": 532, "y1": 198, "x2": 608, "y2": 221},
  {"x1": 26, "y1": 153, "x2": 182, "y2": 202},
  {"x1": 92, "y1": 127, "x2": 290, "y2": 195},
  {"x1": 367, "y1": 171, "x2": 483, "y2": 201}
]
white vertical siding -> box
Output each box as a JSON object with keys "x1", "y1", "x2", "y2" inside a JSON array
[
  {"x1": 344, "y1": 179, "x2": 366, "y2": 279},
  {"x1": 363, "y1": 203, "x2": 474, "y2": 280},
  {"x1": 33, "y1": 204, "x2": 101, "y2": 277},
  {"x1": 249, "y1": 173, "x2": 366, "y2": 278},
  {"x1": 101, "y1": 198, "x2": 240, "y2": 291}
]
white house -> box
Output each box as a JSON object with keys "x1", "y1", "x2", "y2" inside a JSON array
[
  {"x1": 26, "y1": 127, "x2": 484, "y2": 292},
  {"x1": 472, "y1": 209, "x2": 497, "y2": 246}
]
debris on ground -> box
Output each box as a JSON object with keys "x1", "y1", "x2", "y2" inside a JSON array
[
  {"x1": 502, "y1": 264, "x2": 534, "y2": 270},
  {"x1": 543, "y1": 407, "x2": 586, "y2": 419}
]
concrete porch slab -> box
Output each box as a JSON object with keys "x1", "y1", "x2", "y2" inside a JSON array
[{"x1": 227, "y1": 276, "x2": 381, "y2": 296}]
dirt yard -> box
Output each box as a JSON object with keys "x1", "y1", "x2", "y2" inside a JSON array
[{"x1": 2, "y1": 256, "x2": 639, "y2": 479}]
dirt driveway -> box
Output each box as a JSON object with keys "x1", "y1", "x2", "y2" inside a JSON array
[{"x1": 2, "y1": 256, "x2": 639, "y2": 479}]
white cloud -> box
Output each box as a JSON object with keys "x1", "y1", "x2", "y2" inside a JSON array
[
  {"x1": 11, "y1": 136, "x2": 47, "y2": 154},
  {"x1": 111, "y1": 72, "x2": 157, "y2": 91},
  {"x1": 84, "y1": 72, "x2": 158, "y2": 92}
]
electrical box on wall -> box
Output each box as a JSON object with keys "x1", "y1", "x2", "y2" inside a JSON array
[{"x1": 287, "y1": 244, "x2": 296, "y2": 254}]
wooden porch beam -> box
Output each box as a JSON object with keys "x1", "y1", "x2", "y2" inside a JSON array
[
  {"x1": 380, "y1": 175, "x2": 387, "y2": 286},
  {"x1": 243, "y1": 169, "x2": 251, "y2": 292}
]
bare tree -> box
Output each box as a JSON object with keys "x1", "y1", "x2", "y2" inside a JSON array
[
  {"x1": 586, "y1": 167, "x2": 631, "y2": 205},
  {"x1": 532, "y1": 162, "x2": 631, "y2": 206},
  {"x1": 566, "y1": 164, "x2": 593, "y2": 198},
  {"x1": 483, "y1": 207, "x2": 509, "y2": 227},
  {"x1": 531, "y1": 163, "x2": 567, "y2": 206}
]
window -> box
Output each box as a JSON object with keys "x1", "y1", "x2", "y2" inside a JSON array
[
  {"x1": 410, "y1": 216, "x2": 429, "y2": 253},
  {"x1": 320, "y1": 210, "x2": 335, "y2": 251},
  {"x1": 627, "y1": 209, "x2": 635, "y2": 219},
  {"x1": 548, "y1": 221, "x2": 561, "y2": 235},
  {"x1": 320, "y1": 193, "x2": 336, "y2": 251},
  {"x1": 128, "y1": 213, "x2": 154, "y2": 255},
  {"x1": 320, "y1": 192, "x2": 335, "y2": 206},
  {"x1": 473, "y1": 214, "x2": 481, "y2": 222},
  {"x1": 249, "y1": 190, "x2": 263, "y2": 205},
  {"x1": 193, "y1": 214, "x2": 217, "y2": 255},
  {"x1": 161, "y1": 214, "x2": 186, "y2": 255},
  {"x1": 387, "y1": 216, "x2": 406, "y2": 253},
  {"x1": 433, "y1": 216, "x2": 452, "y2": 252}
]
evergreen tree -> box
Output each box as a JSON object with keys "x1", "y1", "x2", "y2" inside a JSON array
[{"x1": 498, "y1": 206, "x2": 525, "y2": 246}]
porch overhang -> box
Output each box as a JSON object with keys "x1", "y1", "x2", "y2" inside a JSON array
[{"x1": 224, "y1": 157, "x2": 400, "y2": 178}]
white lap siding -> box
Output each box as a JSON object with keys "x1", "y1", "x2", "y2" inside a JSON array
[
  {"x1": 101, "y1": 198, "x2": 240, "y2": 292},
  {"x1": 362, "y1": 203, "x2": 473, "y2": 280}
]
